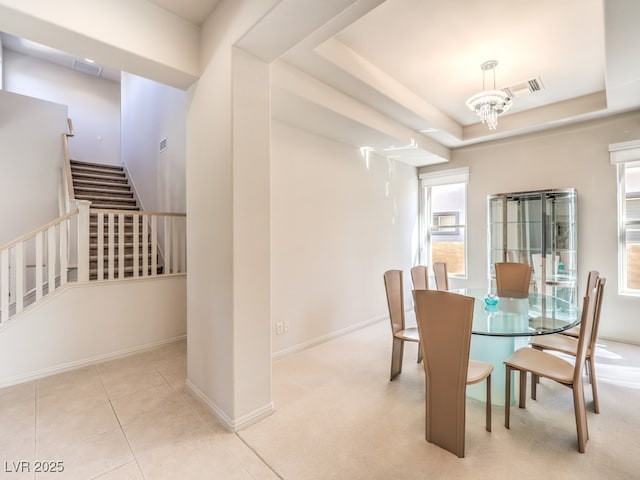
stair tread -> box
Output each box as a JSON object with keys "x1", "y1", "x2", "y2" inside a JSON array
[
  {"x1": 75, "y1": 187, "x2": 134, "y2": 196},
  {"x1": 74, "y1": 179, "x2": 130, "y2": 188},
  {"x1": 70, "y1": 160, "x2": 125, "y2": 170},
  {"x1": 89, "y1": 204, "x2": 140, "y2": 210},
  {"x1": 72, "y1": 172, "x2": 127, "y2": 181},
  {"x1": 76, "y1": 193, "x2": 136, "y2": 201}
]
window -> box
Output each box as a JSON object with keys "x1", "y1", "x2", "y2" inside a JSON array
[
  {"x1": 618, "y1": 161, "x2": 640, "y2": 294},
  {"x1": 611, "y1": 141, "x2": 640, "y2": 295},
  {"x1": 419, "y1": 168, "x2": 468, "y2": 276}
]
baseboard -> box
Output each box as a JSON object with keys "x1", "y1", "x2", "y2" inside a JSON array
[
  {"x1": 185, "y1": 379, "x2": 274, "y2": 432},
  {"x1": 0, "y1": 335, "x2": 186, "y2": 388},
  {"x1": 599, "y1": 335, "x2": 640, "y2": 347},
  {"x1": 272, "y1": 315, "x2": 387, "y2": 361}
]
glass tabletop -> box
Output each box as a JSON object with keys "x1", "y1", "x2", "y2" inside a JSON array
[{"x1": 451, "y1": 288, "x2": 581, "y2": 337}]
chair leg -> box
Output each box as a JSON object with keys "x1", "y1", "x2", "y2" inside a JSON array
[
  {"x1": 417, "y1": 344, "x2": 423, "y2": 364},
  {"x1": 390, "y1": 338, "x2": 404, "y2": 380},
  {"x1": 573, "y1": 383, "x2": 589, "y2": 453},
  {"x1": 485, "y1": 374, "x2": 492, "y2": 432},
  {"x1": 531, "y1": 372, "x2": 537, "y2": 401},
  {"x1": 588, "y1": 357, "x2": 600, "y2": 414},
  {"x1": 519, "y1": 370, "x2": 527, "y2": 408},
  {"x1": 505, "y1": 366, "x2": 511, "y2": 429}
]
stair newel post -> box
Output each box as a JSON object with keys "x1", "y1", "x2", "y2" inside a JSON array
[{"x1": 76, "y1": 200, "x2": 91, "y2": 282}]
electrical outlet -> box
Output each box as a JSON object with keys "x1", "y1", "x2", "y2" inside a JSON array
[
  {"x1": 283, "y1": 321, "x2": 289, "y2": 333},
  {"x1": 276, "y1": 322, "x2": 284, "y2": 335}
]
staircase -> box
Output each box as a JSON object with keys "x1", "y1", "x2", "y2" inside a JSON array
[
  {"x1": 70, "y1": 160, "x2": 156, "y2": 280},
  {"x1": 71, "y1": 160, "x2": 138, "y2": 210}
]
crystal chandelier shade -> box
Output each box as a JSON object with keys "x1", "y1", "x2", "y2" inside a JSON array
[{"x1": 465, "y1": 60, "x2": 512, "y2": 130}]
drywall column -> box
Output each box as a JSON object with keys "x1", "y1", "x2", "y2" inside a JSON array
[{"x1": 185, "y1": 0, "x2": 276, "y2": 430}]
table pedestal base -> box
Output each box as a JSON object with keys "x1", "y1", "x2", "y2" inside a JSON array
[{"x1": 467, "y1": 335, "x2": 529, "y2": 406}]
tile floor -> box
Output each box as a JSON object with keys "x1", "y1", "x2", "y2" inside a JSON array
[
  {"x1": 0, "y1": 341, "x2": 278, "y2": 480},
  {"x1": 2, "y1": 321, "x2": 640, "y2": 479}
]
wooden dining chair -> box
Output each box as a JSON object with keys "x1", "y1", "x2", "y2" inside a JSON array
[
  {"x1": 413, "y1": 290, "x2": 493, "y2": 458},
  {"x1": 503, "y1": 278, "x2": 601, "y2": 453},
  {"x1": 433, "y1": 262, "x2": 449, "y2": 291},
  {"x1": 530, "y1": 276, "x2": 606, "y2": 413},
  {"x1": 410, "y1": 265, "x2": 429, "y2": 290},
  {"x1": 383, "y1": 270, "x2": 422, "y2": 381},
  {"x1": 495, "y1": 262, "x2": 532, "y2": 297}
]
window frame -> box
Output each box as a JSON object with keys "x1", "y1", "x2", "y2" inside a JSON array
[
  {"x1": 418, "y1": 168, "x2": 469, "y2": 279},
  {"x1": 610, "y1": 140, "x2": 640, "y2": 296}
]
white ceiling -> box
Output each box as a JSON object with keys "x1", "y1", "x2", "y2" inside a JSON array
[
  {"x1": 147, "y1": 0, "x2": 220, "y2": 25},
  {"x1": 3, "y1": 0, "x2": 639, "y2": 166},
  {"x1": 336, "y1": 0, "x2": 605, "y2": 128}
]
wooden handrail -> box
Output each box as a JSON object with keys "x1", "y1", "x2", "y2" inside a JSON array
[
  {"x1": 63, "y1": 118, "x2": 76, "y2": 204},
  {"x1": 0, "y1": 209, "x2": 78, "y2": 252}
]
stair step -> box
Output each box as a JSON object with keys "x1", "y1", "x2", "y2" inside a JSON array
[
  {"x1": 73, "y1": 173, "x2": 130, "y2": 188},
  {"x1": 75, "y1": 187, "x2": 134, "y2": 198},
  {"x1": 72, "y1": 172, "x2": 128, "y2": 183},
  {"x1": 88, "y1": 203, "x2": 140, "y2": 211},
  {"x1": 70, "y1": 160, "x2": 125, "y2": 171},
  {"x1": 71, "y1": 168, "x2": 126, "y2": 179},
  {"x1": 76, "y1": 192, "x2": 136, "y2": 203},
  {"x1": 74, "y1": 179, "x2": 131, "y2": 190}
]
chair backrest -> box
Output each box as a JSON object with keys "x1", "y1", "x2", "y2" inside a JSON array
[
  {"x1": 573, "y1": 278, "x2": 603, "y2": 384},
  {"x1": 410, "y1": 265, "x2": 429, "y2": 290},
  {"x1": 584, "y1": 270, "x2": 599, "y2": 300},
  {"x1": 413, "y1": 289, "x2": 475, "y2": 457},
  {"x1": 588, "y1": 277, "x2": 606, "y2": 353},
  {"x1": 384, "y1": 270, "x2": 405, "y2": 335},
  {"x1": 433, "y1": 262, "x2": 449, "y2": 291},
  {"x1": 495, "y1": 262, "x2": 532, "y2": 297}
]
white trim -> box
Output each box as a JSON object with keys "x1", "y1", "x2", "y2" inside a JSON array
[
  {"x1": 609, "y1": 139, "x2": 640, "y2": 164},
  {"x1": 0, "y1": 335, "x2": 186, "y2": 389},
  {"x1": 419, "y1": 167, "x2": 469, "y2": 187},
  {"x1": 185, "y1": 380, "x2": 275, "y2": 432},
  {"x1": 272, "y1": 315, "x2": 387, "y2": 361}
]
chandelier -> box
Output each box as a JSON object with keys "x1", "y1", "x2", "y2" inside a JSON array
[{"x1": 465, "y1": 60, "x2": 512, "y2": 130}]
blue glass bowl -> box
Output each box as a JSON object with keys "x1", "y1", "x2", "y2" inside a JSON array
[{"x1": 484, "y1": 293, "x2": 499, "y2": 307}]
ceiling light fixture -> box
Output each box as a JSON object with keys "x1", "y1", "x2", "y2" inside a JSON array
[{"x1": 466, "y1": 60, "x2": 512, "y2": 130}]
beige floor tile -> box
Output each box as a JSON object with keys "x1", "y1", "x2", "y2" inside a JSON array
[
  {"x1": 36, "y1": 366, "x2": 101, "y2": 395},
  {"x1": 121, "y1": 399, "x2": 215, "y2": 457},
  {"x1": 36, "y1": 372, "x2": 108, "y2": 417},
  {"x1": 110, "y1": 383, "x2": 181, "y2": 426},
  {"x1": 36, "y1": 401, "x2": 119, "y2": 448},
  {"x1": 155, "y1": 362, "x2": 186, "y2": 390},
  {"x1": 99, "y1": 367, "x2": 167, "y2": 400},
  {"x1": 35, "y1": 428, "x2": 134, "y2": 480},
  {"x1": 221, "y1": 434, "x2": 281, "y2": 480},
  {"x1": 136, "y1": 433, "x2": 255, "y2": 480}
]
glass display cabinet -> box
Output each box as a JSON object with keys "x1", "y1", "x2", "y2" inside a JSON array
[{"x1": 487, "y1": 189, "x2": 577, "y2": 305}]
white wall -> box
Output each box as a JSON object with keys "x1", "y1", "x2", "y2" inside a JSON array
[
  {"x1": 3, "y1": 49, "x2": 121, "y2": 165},
  {"x1": 271, "y1": 121, "x2": 419, "y2": 355},
  {"x1": 121, "y1": 72, "x2": 186, "y2": 212},
  {"x1": 0, "y1": 276, "x2": 186, "y2": 387},
  {"x1": 0, "y1": 90, "x2": 67, "y2": 245},
  {"x1": 186, "y1": 0, "x2": 278, "y2": 430},
  {"x1": 419, "y1": 111, "x2": 640, "y2": 344}
]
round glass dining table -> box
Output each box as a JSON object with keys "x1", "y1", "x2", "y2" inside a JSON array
[{"x1": 450, "y1": 288, "x2": 582, "y2": 406}]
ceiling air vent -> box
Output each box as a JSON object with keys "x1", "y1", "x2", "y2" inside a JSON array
[
  {"x1": 72, "y1": 59, "x2": 103, "y2": 77},
  {"x1": 502, "y1": 76, "x2": 544, "y2": 98}
]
